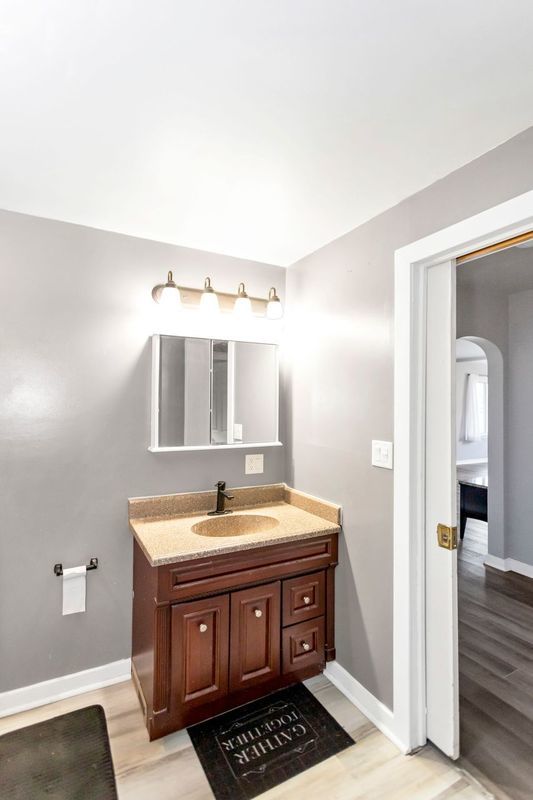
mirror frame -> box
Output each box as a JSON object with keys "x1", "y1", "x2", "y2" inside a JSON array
[{"x1": 149, "y1": 334, "x2": 282, "y2": 452}]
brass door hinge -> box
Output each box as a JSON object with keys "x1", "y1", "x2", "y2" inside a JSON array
[{"x1": 437, "y1": 524, "x2": 457, "y2": 550}]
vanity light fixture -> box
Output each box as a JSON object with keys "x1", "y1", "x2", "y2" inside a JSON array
[
  {"x1": 151, "y1": 271, "x2": 182, "y2": 309},
  {"x1": 266, "y1": 286, "x2": 283, "y2": 320},
  {"x1": 234, "y1": 282, "x2": 253, "y2": 318},
  {"x1": 151, "y1": 273, "x2": 279, "y2": 319},
  {"x1": 199, "y1": 276, "x2": 220, "y2": 314}
]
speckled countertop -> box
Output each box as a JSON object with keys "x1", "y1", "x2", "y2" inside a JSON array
[{"x1": 128, "y1": 484, "x2": 341, "y2": 566}]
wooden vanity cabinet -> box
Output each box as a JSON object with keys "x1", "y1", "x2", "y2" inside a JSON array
[{"x1": 132, "y1": 532, "x2": 338, "y2": 740}]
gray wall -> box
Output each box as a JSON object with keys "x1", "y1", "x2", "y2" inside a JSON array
[
  {"x1": 506, "y1": 290, "x2": 533, "y2": 566},
  {"x1": 456, "y1": 358, "x2": 488, "y2": 463},
  {"x1": 0, "y1": 209, "x2": 286, "y2": 692},
  {"x1": 457, "y1": 283, "x2": 509, "y2": 359},
  {"x1": 286, "y1": 125, "x2": 533, "y2": 709}
]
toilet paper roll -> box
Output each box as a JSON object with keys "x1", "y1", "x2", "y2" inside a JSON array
[{"x1": 62, "y1": 566, "x2": 87, "y2": 615}]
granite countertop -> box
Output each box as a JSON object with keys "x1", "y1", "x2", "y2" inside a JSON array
[{"x1": 128, "y1": 484, "x2": 341, "y2": 566}]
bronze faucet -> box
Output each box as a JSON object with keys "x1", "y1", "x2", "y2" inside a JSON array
[{"x1": 208, "y1": 481, "x2": 234, "y2": 515}]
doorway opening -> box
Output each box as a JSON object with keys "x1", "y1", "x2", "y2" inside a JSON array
[
  {"x1": 456, "y1": 337, "x2": 489, "y2": 549},
  {"x1": 455, "y1": 334, "x2": 504, "y2": 562},
  {"x1": 392, "y1": 189, "x2": 533, "y2": 762},
  {"x1": 454, "y1": 243, "x2": 533, "y2": 799}
]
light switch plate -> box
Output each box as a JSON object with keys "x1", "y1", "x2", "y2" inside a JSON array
[
  {"x1": 372, "y1": 440, "x2": 393, "y2": 469},
  {"x1": 233, "y1": 423, "x2": 243, "y2": 441},
  {"x1": 245, "y1": 453, "x2": 264, "y2": 475}
]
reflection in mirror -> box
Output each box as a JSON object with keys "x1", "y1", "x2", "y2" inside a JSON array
[
  {"x1": 211, "y1": 341, "x2": 228, "y2": 444},
  {"x1": 233, "y1": 341, "x2": 278, "y2": 444},
  {"x1": 154, "y1": 335, "x2": 279, "y2": 449},
  {"x1": 158, "y1": 336, "x2": 211, "y2": 447}
]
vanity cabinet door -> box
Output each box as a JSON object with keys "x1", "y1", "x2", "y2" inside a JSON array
[
  {"x1": 171, "y1": 595, "x2": 229, "y2": 711},
  {"x1": 229, "y1": 581, "x2": 281, "y2": 692}
]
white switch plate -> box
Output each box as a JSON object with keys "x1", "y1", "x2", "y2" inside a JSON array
[
  {"x1": 233, "y1": 423, "x2": 243, "y2": 441},
  {"x1": 245, "y1": 453, "x2": 264, "y2": 475},
  {"x1": 372, "y1": 440, "x2": 393, "y2": 469}
]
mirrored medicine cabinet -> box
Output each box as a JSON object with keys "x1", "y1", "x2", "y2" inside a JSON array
[{"x1": 150, "y1": 334, "x2": 280, "y2": 450}]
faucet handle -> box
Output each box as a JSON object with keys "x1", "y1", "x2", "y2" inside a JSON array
[{"x1": 215, "y1": 480, "x2": 226, "y2": 490}]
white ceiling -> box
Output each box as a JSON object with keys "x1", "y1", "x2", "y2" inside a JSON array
[{"x1": 2, "y1": 1, "x2": 533, "y2": 266}]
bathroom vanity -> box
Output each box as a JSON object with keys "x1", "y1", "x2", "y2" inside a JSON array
[{"x1": 129, "y1": 484, "x2": 340, "y2": 740}]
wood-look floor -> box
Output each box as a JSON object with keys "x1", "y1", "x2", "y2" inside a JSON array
[
  {"x1": 0, "y1": 674, "x2": 491, "y2": 799},
  {"x1": 459, "y1": 518, "x2": 533, "y2": 800}
]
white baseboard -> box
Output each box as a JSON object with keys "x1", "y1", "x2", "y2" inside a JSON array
[
  {"x1": 0, "y1": 658, "x2": 131, "y2": 719},
  {"x1": 484, "y1": 554, "x2": 533, "y2": 578},
  {"x1": 484, "y1": 554, "x2": 507, "y2": 571},
  {"x1": 325, "y1": 660, "x2": 405, "y2": 752}
]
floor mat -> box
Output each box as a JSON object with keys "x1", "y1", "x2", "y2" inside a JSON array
[
  {"x1": 0, "y1": 704, "x2": 118, "y2": 800},
  {"x1": 188, "y1": 682, "x2": 355, "y2": 800}
]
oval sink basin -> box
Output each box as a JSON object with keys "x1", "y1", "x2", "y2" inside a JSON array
[{"x1": 191, "y1": 514, "x2": 279, "y2": 537}]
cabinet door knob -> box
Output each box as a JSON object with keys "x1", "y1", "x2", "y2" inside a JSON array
[
  {"x1": 303, "y1": 595, "x2": 311, "y2": 605},
  {"x1": 302, "y1": 641, "x2": 311, "y2": 652},
  {"x1": 254, "y1": 608, "x2": 263, "y2": 618},
  {"x1": 199, "y1": 623, "x2": 208, "y2": 633}
]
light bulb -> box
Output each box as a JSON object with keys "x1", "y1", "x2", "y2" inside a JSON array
[
  {"x1": 266, "y1": 287, "x2": 283, "y2": 320},
  {"x1": 234, "y1": 282, "x2": 252, "y2": 318},
  {"x1": 152, "y1": 270, "x2": 182, "y2": 309},
  {"x1": 200, "y1": 277, "x2": 220, "y2": 314}
]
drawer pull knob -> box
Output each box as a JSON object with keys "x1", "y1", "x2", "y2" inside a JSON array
[
  {"x1": 303, "y1": 596, "x2": 311, "y2": 605},
  {"x1": 302, "y1": 641, "x2": 311, "y2": 652},
  {"x1": 199, "y1": 623, "x2": 208, "y2": 633},
  {"x1": 254, "y1": 608, "x2": 263, "y2": 618}
]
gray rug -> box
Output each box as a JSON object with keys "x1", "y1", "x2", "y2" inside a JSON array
[{"x1": 0, "y1": 704, "x2": 118, "y2": 799}]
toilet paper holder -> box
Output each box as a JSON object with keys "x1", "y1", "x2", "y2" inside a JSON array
[{"x1": 54, "y1": 558, "x2": 98, "y2": 577}]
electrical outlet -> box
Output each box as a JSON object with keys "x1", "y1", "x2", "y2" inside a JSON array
[
  {"x1": 245, "y1": 454, "x2": 264, "y2": 475},
  {"x1": 372, "y1": 440, "x2": 393, "y2": 469}
]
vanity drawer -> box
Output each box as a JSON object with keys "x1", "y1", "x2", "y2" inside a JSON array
[
  {"x1": 158, "y1": 535, "x2": 337, "y2": 602},
  {"x1": 282, "y1": 617, "x2": 325, "y2": 674},
  {"x1": 282, "y1": 570, "x2": 325, "y2": 626}
]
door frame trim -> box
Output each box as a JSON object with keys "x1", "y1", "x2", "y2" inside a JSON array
[{"x1": 393, "y1": 189, "x2": 533, "y2": 752}]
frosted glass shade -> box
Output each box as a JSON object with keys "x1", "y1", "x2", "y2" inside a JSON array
[
  {"x1": 267, "y1": 298, "x2": 283, "y2": 319},
  {"x1": 199, "y1": 277, "x2": 220, "y2": 315},
  {"x1": 234, "y1": 295, "x2": 252, "y2": 318},
  {"x1": 159, "y1": 284, "x2": 182, "y2": 308}
]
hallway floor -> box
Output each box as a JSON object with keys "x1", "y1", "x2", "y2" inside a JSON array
[
  {"x1": 0, "y1": 673, "x2": 490, "y2": 799},
  {"x1": 459, "y1": 519, "x2": 533, "y2": 800}
]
